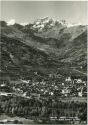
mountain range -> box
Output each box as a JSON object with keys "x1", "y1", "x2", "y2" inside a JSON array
[{"x1": 0, "y1": 18, "x2": 87, "y2": 82}]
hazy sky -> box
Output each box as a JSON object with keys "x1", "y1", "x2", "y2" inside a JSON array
[{"x1": 1, "y1": 1, "x2": 87, "y2": 24}]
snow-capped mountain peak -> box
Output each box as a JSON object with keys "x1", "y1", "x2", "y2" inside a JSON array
[{"x1": 32, "y1": 17, "x2": 55, "y2": 31}]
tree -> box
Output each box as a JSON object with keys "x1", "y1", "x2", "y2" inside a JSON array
[{"x1": 79, "y1": 109, "x2": 87, "y2": 122}]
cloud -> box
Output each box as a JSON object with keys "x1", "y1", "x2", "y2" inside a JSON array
[{"x1": 7, "y1": 19, "x2": 15, "y2": 25}]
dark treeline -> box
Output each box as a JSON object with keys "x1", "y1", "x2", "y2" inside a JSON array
[{"x1": 0, "y1": 95, "x2": 87, "y2": 123}]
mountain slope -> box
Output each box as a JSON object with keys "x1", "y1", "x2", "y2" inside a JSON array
[{"x1": 0, "y1": 19, "x2": 87, "y2": 83}]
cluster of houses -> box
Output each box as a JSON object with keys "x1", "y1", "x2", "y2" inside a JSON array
[{"x1": 0, "y1": 75, "x2": 87, "y2": 99}]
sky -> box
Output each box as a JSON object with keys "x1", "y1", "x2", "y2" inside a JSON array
[{"x1": 1, "y1": 1, "x2": 87, "y2": 25}]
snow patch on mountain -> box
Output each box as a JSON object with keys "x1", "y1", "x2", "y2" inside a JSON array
[
  {"x1": 20, "y1": 22, "x2": 29, "y2": 26},
  {"x1": 67, "y1": 22, "x2": 82, "y2": 27},
  {"x1": 7, "y1": 19, "x2": 15, "y2": 25}
]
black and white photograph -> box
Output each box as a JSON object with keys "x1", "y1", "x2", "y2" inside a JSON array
[{"x1": 0, "y1": 1, "x2": 87, "y2": 124}]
